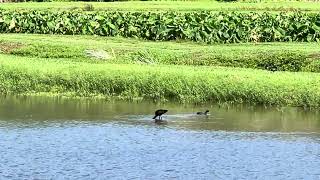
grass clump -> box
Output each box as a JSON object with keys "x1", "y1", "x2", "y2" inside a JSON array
[{"x1": 10, "y1": 43, "x2": 85, "y2": 59}]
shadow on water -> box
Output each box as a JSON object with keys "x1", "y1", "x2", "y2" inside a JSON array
[{"x1": 0, "y1": 95, "x2": 319, "y2": 133}]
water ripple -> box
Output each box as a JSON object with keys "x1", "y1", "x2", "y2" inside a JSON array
[{"x1": 1, "y1": 123, "x2": 319, "y2": 179}]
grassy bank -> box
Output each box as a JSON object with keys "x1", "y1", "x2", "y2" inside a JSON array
[
  {"x1": 1, "y1": 34, "x2": 320, "y2": 72},
  {"x1": 1, "y1": 53, "x2": 320, "y2": 106},
  {"x1": 1, "y1": 1, "x2": 320, "y2": 12},
  {"x1": 1, "y1": 34, "x2": 320, "y2": 106}
]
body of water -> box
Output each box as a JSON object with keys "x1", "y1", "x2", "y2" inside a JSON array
[{"x1": 0, "y1": 96, "x2": 319, "y2": 179}]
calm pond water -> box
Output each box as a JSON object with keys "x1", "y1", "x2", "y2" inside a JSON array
[{"x1": 0, "y1": 95, "x2": 319, "y2": 179}]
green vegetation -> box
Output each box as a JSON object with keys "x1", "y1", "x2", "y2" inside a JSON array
[
  {"x1": 1, "y1": 34, "x2": 320, "y2": 72},
  {"x1": 0, "y1": 2, "x2": 320, "y2": 106},
  {"x1": 1, "y1": 53, "x2": 320, "y2": 106},
  {"x1": 1, "y1": 1, "x2": 320, "y2": 12},
  {"x1": 1, "y1": 10, "x2": 320, "y2": 43},
  {"x1": 0, "y1": 34, "x2": 320, "y2": 106}
]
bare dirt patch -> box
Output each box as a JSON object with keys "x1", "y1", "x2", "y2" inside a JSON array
[
  {"x1": 0, "y1": 41, "x2": 24, "y2": 54},
  {"x1": 308, "y1": 52, "x2": 320, "y2": 59}
]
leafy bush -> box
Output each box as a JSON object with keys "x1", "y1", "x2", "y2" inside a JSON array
[{"x1": 1, "y1": 10, "x2": 320, "y2": 43}]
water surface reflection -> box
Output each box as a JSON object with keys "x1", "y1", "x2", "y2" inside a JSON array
[
  {"x1": 0, "y1": 96, "x2": 319, "y2": 179},
  {"x1": 0, "y1": 95, "x2": 319, "y2": 133}
]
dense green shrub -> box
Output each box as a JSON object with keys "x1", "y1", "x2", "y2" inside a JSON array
[
  {"x1": 1, "y1": 10, "x2": 320, "y2": 43},
  {"x1": 255, "y1": 51, "x2": 308, "y2": 72}
]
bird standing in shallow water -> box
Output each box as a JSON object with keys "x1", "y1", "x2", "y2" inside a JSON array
[
  {"x1": 196, "y1": 110, "x2": 209, "y2": 115},
  {"x1": 153, "y1": 109, "x2": 168, "y2": 122}
]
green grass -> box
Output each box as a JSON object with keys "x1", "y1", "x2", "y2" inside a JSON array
[
  {"x1": 1, "y1": 34, "x2": 320, "y2": 106},
  {"x1": 1, "y1": 53, "x2": 320, "y2": 106},
  {"x1": 1, "y1": 34, "x2": 320, "y2": 72},
  {"x1": 1, "y1": 1, "x2": 320, "y2": 12}
]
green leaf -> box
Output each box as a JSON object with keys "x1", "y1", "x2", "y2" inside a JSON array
[
  {"x1": 9, "y1": 18, "x2": 16, "y2": 30},
  {"x1": 107, "y1": 22, "x2": 116, "y2": 30}
]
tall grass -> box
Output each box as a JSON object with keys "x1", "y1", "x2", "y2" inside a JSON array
[{"x1": 1, "y1": 54, "x2": 320, "y2": 106}]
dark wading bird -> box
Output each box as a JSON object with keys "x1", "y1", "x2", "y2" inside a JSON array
[
  {"x1": 153, "y1": 109, "x2": 168, "y2": 122},
  {"x1": 196, "y1": 110, "x2": 209, "y2": 115}
]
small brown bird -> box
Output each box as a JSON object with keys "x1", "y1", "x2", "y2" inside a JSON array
[
  {"x1": 196, "y1": 110, "x2": 209, "y2": 115},
  {"x1": 153, "y1": 109, "x2": 168, "y2": 121}
]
